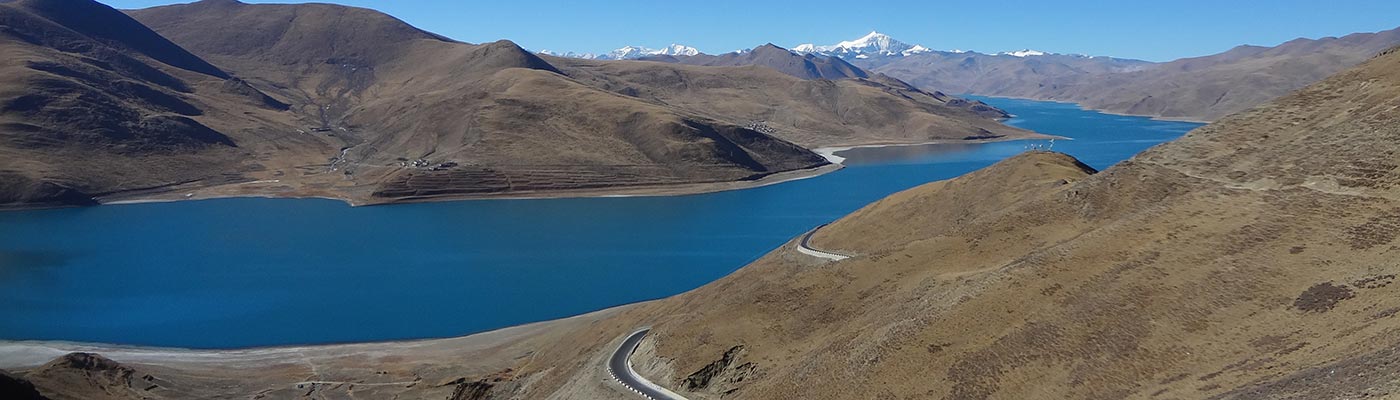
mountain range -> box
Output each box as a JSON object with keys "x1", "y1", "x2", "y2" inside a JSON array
[
  {"x1": 552, "y1": 29, "x2": 1400, "y2": 121},
  {"x1": 801, "y1": 29, "x2": 1400, "y2": 120},
  {"x1": 544, "y1": 31, "x2": 1095, "y2": 64},
  {"x1": 793, "y1": 31, "x2": 935, "y2": 59}
]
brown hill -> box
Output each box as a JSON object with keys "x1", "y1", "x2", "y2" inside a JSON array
[
  {"x1": 17, "y1": 353, "x2": 161, "y2": 400},
  {"x1": 867, "y1": 26, "x2": 1400, "y2": 121},
  {"x1": 117, "y1": 0, "x2": 1030, "y2": 204}
]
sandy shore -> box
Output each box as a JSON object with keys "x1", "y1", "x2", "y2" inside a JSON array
[
  {"x1": 0, "y1": 130, "x2": 1063, "y2": 213},
  {"x1": 368, "y1": 161, "x2": 846, "y2": 205},
  {"x1": 84, "y1": 162, "x2": 846, "y2": 210},
  {"x1": 0, "y1": 303, "x2": 633, "y2": 370}
]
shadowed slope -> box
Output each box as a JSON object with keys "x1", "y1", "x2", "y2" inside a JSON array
[
  {"x1": 9, "y1": 0, "x2": 228, "y2": 78},
  {"x1": 0, "y1": 0, "x2": 300, "y2": 209}
]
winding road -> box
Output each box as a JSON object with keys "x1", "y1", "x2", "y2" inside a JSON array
[
  {"x1": 607, "y1": 329, "x2": 689, "y2": 400},
  {"x1": 796, "y1": 223, "x2": 850, "y2": 261},
  {"x1": 605, "y1": 225, "x2": 850, "y2": 398}
]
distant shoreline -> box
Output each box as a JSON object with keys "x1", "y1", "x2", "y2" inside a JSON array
[
  {"x1": 7, "y1": 134, "x2": 1051, "y2": 212},
  {"x1": 91, "y1": 162, "x2": 846, "y2": 209}
]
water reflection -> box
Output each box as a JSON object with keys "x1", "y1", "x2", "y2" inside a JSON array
[{"x1": 0, "y1": 250, "x2": 71, "y2": 279}]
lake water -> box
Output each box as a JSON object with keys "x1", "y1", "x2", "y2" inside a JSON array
[{"x1": 0, "y1": 97, "x2": 1202, "y2": 349}]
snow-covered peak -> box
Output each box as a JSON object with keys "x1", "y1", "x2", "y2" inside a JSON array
[
  {"x1": 998, "y1": 49, "x2": 1050, "y2": 57},
  {"x1": 833, "y1": 31, "x2": 895, "y2": 51},
  {"x1": 793, "y1": 31, "x2": 932, "y2": 60},
  {"x1": 903, "y1": 44, "x2": 933, "y2": 56},
  {"x1": 655, "y1": 44, "x2": 700, "y2": 57},
  {"x1": 600, "y1": 46, "x2": 644, "y2": 59}
]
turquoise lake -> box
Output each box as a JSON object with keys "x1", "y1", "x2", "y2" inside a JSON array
[{"x1": 0, "y1": 97, "x2": 1203, "y2": 348}]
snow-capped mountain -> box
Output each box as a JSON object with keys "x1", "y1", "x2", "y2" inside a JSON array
[
  {"x1": 792, "y1": 31, "x2": 933, "y2": 59},
  {"x1": 789, "y1": 32, "x2": 1117, "y2": 60},
  {"x1": 541, "y1": 33, "x2": 1124, "y2": 63},
  {"x1": 602, "y1": 46, "x2": 651, "y2": 60},
  {"x1": 652, "y1": 44, "x2": 702, "y2": 57},
  {"x1": 541, "y1": 44, "x2": 701, "y2": 60},
  {"x1": 997, "y1": 49, "x2": 1050, "y2": 57}
]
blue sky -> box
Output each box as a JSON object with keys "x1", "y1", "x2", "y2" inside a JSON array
[{"x1": 102, "y1": 0, "x2": 1400, "y2": 62}]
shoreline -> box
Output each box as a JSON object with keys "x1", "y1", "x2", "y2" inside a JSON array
[
  {"x1": 812, "y1": 134, "x2": 1062, "y2": 164},
  {"x1": 9, "y1": 134, "x2": 1053, "y2": 212},
  {"x1": 369, "y1": 161, "x2": 845, "y2": 206},
  {"x1": 0, "y1": 302, "x2": 637, "y2": 369},
  {"x1": 86, "y1": 162, "x2": 845, "y2": 210}
]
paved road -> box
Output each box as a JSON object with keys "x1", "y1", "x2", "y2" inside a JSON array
[
  {"x1": 796, "y1": 223, "x2": 850, "y2": 261},
  {"x1": 607, "y1": 329, "x2": 689, "y2": 400}
]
